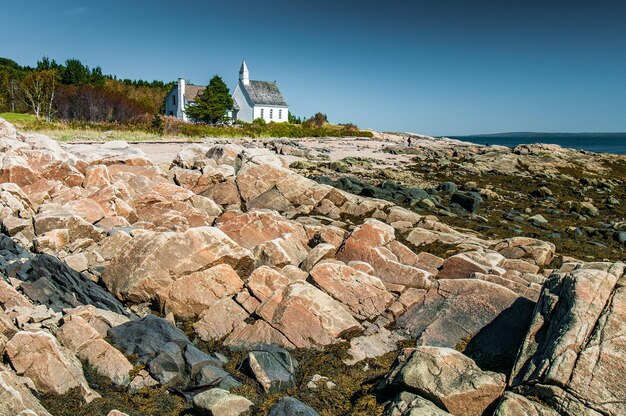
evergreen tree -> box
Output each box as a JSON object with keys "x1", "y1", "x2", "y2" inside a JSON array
[
  {"x1": 61, "y1": 58, "x2": 90, "y2": 85},
  {"x1": 185, "y1": 75, "x2": 233, "y2": 123}
]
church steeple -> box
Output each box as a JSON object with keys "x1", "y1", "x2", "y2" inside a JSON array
[{"x1": 239, "y1": 60, "x2": 250, "y2": 86}]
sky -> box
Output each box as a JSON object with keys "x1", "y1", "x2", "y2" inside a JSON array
[{"x1": 2, "y1": 0, "x2": 626, "y2": 135}]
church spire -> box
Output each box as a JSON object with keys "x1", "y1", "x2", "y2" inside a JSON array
[{"x1": 239, "y1": 60, "x2": 249, "y2": 86}]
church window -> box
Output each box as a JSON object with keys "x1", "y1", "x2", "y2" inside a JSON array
[
  {"x1": 270, "y1": 109, "x2": 273, "y2": 119},
  {"x1": 261, "y1": 109, "x2": 264, "y2": 118},
  {"x1": 279, "y1": 109, "x2": 282, "y2": 119}
]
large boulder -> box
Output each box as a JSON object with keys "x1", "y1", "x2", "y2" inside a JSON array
[
  {"x1": 57, "y1": 315, "x2": 133, "y2": 385},
  {"x1": 398, "y1": 279, "x2": 534, "y2": 373},
  {"x1": 382, "y1": 347, "x2": 506, "y2": 416},
  {"x1": 102, "y1": 227, "x2": 253, "y2": 302},
  {"x1": 493, "y1": 392, "x2": 560, "y2": 416},
  {"x1": 5, "y1": 330, "x2": 97, "y2": 399},
  {"x1": 216, "y1": 210, "x2": 307, "y2": 251},
  {"x1": 256, "y1": 281, "x2": 362, "y2": 348},
  {"x1": 509, "y1": 262, "x2": 626, "y2": 416},
  {"x1": 158, "y1": 264, "x2": 244, "y2": 320},
  {"x1": 0, "y1": 235, "x2": 127, "y2": 315},
  {"x1": 242, "y1": 345, "x2": 298, "y2": 393},
  {"x1": 309, "y1": 261, "x2": 394, "y2": 320},
  {"x1": 107, "y1": 314, "x2": 188, "y2": 362},
  {"x1": 0, "y1": 364, "x2": 52, "y2": 416},
  {"x1": 337, "y1": 219, "x2": 433, "y2": 289}
]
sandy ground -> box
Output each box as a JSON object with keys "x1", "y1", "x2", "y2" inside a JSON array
[{"x1": 125, "y1": 136, "x2": 415, "y2": 168}]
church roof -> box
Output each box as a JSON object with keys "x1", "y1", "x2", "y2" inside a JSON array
[{"x1": 243, "y1": 81, "x2": 288, "y2": 106}]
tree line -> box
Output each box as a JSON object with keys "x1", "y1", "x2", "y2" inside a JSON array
[{"x1": 0, "y1": 57, "x2": 171, "y2": 122}]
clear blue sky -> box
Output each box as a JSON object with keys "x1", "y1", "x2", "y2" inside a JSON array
[{"x1": 2, "y1": 0, "x2": 626, "y2": 135}]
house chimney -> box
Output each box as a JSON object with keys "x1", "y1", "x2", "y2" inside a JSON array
[{"x1": 177, "y1": 78, "x2": 186, "y2": 121}]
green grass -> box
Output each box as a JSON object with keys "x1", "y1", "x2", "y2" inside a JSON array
[
  {"x1": 0, "y1": 112, "x2": 374, "y2": 141},
  {"x1": 0, "y1": 112, "x2": 38, "y2": 124}
]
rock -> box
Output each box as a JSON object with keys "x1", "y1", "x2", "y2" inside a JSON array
[
  {"x1": 256, "y1": 281, "x2": 362, "y2": 348},
  {"x1": 579, "y1": 201, "x2": 599, "y2": 217},
  {"x1": 0, "y1": 364, "x2": 52, "y2": 416},
  {"x1": 301, "y1": 242, "x2": 336, "y2": 271},
  {"x1": 527, "y1": 214, "x2": 548, "y2": 227},
  {"x1": 63, "y1": 305, "x2": 130, "y2": 336},
  {"x1": 102, "y1": 227, "x2": 253, "y2": 303},
  {"x1": 382, "y1": 347, "x2": 506, "y2": 416},
  {"x1": 345, "y1": 327, "x2": 407, "y2": 365},
  {"x1": 224, "y1": 320, "x2": 296, "y2": 349},
  {"x1": 450, "y1": 192, "x2": 482, "y2": 212},
  {"x1": 0, "y1": 236, "x2": 128, "y2": 315},
  {"x1": 398, "y1": 279, "x2": 534, "y2": 373},
  {"x1": 107, "y1": 411, "x2": 130, "y2": 416},
  {"x1": 216, "y1": 210, "x2": 307, "y2": 251},
  {"x1": 242, "y1": 345, "x2": 298, "y2": 393},
  {"x1": 307, "y1": 374, "x2": 336, "y2": 390},
  {"x1": 268, "y1": 396, "x2": 320, "y2": 416},
  {"x1": 337, "y1": 219, "x2": 432, "y2": 289},
  {"x1": 309, "y1": 261, "x2": 394, "y2": 320},
  {"x1": 5, "y1": 330, "x2": 98, "y2": 400},
  {"x1": 246, "y1": 266, "x2": 291, "y2": 303},
  {"x1": 192, "y1": 388, "x2": 253, "y2": 416},
  {"x1": 493, "y1": 392, "x2": 560, "y2": 416},
  {"x1": 437, "y1": 182, "x2": 458, "y2": 193},
  {"x1": 107, "y1": 314, "x2": 188, "y2": 362},
  {"x1": 253, "y1": 233, "x2": 309, "y2": 268},
  {"x1": 437, "y1": 252, "x2": 498, "y2": 280},
  {"x1": 57, "y1": 315, "x2": 133, "y2": 385},
  {"x1": 34, "y1": 203, "x2": 102, "y2": 242},
  {"x1": 493, "y1": 237, "x2": 555, "y2": 266},
  {"x1": 193, "y1": 297, "x2": 249, "y2": 342},
  {"x1": 509, "y1": 262, "x2": 626, "y2": 416},
  {"x1": 158, "y1": 264, "x2": 244, "y2": 320},
  {"x1": 383, "y1": 392, "x2": 452, "y2": 415}
]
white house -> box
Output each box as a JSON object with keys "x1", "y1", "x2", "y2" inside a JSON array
[
  {"x1": 164, "y1": 78, "x2": 204, "y2": 122},
  {"x1": 231, "y1": 61, "x2": 288, "y2": 123},
  {"x1": 165, "y1": 61, "x2": 288, "y2": 123}
]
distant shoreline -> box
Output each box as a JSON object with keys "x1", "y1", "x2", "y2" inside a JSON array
[{"x1": 449, "y1": 132, "x2": 626, "y2": 139}]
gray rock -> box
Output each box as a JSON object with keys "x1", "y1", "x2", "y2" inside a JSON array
[
  {"x1": 437, "y1": 182, "x2": 457, "y2": 193},
  {"x1": 509, "y1": 262, "x2": 626, "y2": 416},
  {"x1": 0, "y1": 235, "x2": 127, "y2": 315},
  {"x1": 268, "y1": 397, "x2": 320, "y2": 416},
  {"x1": 108, "y1": 315, "x2": 188, "y2": 362},
  {"x1": 382, "y1": 347, "x2": 506, "y2": 416},
  {"x1": 147, "y1": 341, "x2": 187, "y2": 387},
  {"x1": 450, "y1": 192, "x2": 482, "y2": 212},
  {"x1": 242, "y1": 345, "x2": 298, "y2": 393},
  {"x1": 493, "y1": 392, "x2": 560, "y2": 416},
  {"x1": 192, "y1": 388, "x2": 253, "y2": 416},
  {"x1": 383, "y1": 392, "x2": 452, "y2": 415}
]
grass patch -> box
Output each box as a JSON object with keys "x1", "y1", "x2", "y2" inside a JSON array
[
  {"x1": 0, "y1": 112, "x2": 373, "y2": 141},
  {"x1": 0, "y1": 112, "x2": 38, "y2": 124}
]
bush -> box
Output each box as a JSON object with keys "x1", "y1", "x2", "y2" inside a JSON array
[{"x1": 252, "y1": 117, "x2": 266, "y2": 126}]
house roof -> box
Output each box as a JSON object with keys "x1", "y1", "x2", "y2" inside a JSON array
[
  {"x1": 244, "y1": 81, "x2": 288, "y2": 106},
  {"x1": 184, "y1": 85, "x2": 205, "y2": 102}
]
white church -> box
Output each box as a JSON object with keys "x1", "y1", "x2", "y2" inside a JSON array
[{"x1": 165, "y1": 61, "x2": 288, "y2": 123}]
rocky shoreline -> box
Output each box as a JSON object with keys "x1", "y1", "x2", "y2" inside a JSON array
[{"x1": 0, "y1": 117, "x2": 624, "y2": 415}]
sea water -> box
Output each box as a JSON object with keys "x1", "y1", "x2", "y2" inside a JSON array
[{"x1": 448, "y1": 135, "x2": 626, "y2": 155}]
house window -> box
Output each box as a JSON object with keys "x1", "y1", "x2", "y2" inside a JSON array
[
  {"x1": 279, "y1": 109, "x2": 282, "y2": 119},
  {"x1": 172, "y1": 95, "x2": 176, "y2": 105},
  {"x1": 270, "y1": 109, "x2": 273, "y2": 119},
  {"x1": 260, "y1": 109, "x2": 264, "y2": 118}
]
